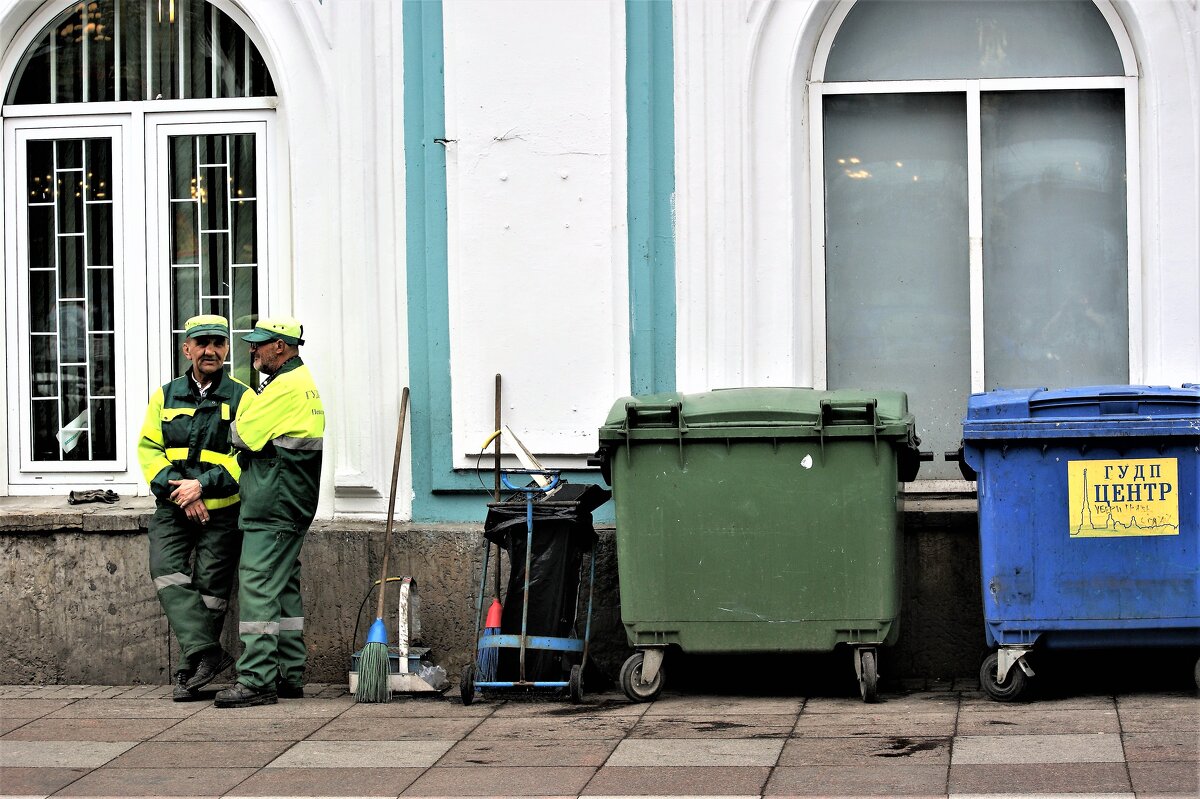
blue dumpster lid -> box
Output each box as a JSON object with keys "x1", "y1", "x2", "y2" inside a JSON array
[{"x1": 962, "y1": 384, "x2": 1200, "y2": 440}]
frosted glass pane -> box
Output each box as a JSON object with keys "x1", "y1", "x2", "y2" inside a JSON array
[
  {"x1": 982, "y1": 90, "x2": 1128, "y2": 390},
  {"x1": 825, "y1": 94, "x2": 970, "y2": 479},
  {"x1": 825, "y1": 0, "x2": 1123, "y2": 81}
]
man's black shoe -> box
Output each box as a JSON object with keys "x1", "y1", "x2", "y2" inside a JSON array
[
  {"x1": 172, "y1": 670, "x2": 203, "y2": 702},
  {"x1": 277, "y1": 683, "x2": 304, "y2": 699},
  {"x1": 214, "y1": 682, "x2": 278, "y2": 708},
  {"x1": 184, "y1": 646, "x2": 234, "y2": 691}
]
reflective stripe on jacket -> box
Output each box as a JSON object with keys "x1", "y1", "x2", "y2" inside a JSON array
[
  {"x1": 137, "y1": 370, "x2": 251, "y2": 510},
  {"x1": 232, "y1": 358, "x2": 324, "y2": 529}
]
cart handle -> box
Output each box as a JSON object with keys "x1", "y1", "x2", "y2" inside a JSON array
[{"x1": 500, "y1": 470, "x2": 561, "y2": 493}]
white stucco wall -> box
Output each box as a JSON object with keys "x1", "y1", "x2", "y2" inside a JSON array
[{"x1": 443, "y1": 0, "x2": 629, "y2": 467}]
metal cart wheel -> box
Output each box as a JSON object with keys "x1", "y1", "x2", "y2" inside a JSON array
[
  {"x1": 857, "y1": 649, "x2": 878, "y2": 703},
  {"x1": 980, "y1": 651, "x2": 1029, "y2": 702},
  {"x1": 568, "y1": 664, "x2": 584, "y2": 704},
  {"x1": 459, "y1": 663, "x2": 476, "y2": 706},
  {"x1": 619, "y1": 651, "x2": 664, "y2": 702}
]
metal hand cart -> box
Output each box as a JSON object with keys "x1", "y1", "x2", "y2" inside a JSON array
[{"x1": 460, "y1": 469, "x2": 596, "y2": 704}]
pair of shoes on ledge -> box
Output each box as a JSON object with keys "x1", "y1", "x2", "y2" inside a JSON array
[{"x1": 67, "y1": 489, "x2": 119, "y2": 505}]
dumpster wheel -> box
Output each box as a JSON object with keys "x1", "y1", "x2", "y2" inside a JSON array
[
  {"x1": 620, "y1": 651, "x2": 664, "y2": 702},
  {"x1": 1194, "y1": 656, "x2": 1199, "y2": 691},
  {"x1": 460, "y1": 663, "x2": 476, "y2": 706},
  {"x1": 980, "y1": 651, "x2": 1029, "y2": 702},
  {"x1": 855, "y1": 648, "x2": 879, "y2": 703}
]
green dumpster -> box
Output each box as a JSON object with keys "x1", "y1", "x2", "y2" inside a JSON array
[{"x1": 596, "y1": 388, "x2": 924, "y2": 702}]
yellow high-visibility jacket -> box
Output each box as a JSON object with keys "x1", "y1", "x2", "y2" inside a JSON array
[
  {"x1": 137, "y1": 370, "x2": 250, "y2": 510},
  {"x1": 231, "y1": 357, "x2": 324, "y2": 530}
]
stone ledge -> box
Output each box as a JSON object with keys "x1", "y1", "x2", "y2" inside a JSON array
[
  {"x1": 904, "y1": 494, "x2": 979, "y2": 529},
  {"x1": 0, "y1": 495, "x2": 155, "y2": 533},
  {"x1": 0, "y1": 494, "x2": 978, "y2": 534}
]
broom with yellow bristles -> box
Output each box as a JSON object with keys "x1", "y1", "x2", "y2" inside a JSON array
[{"x1": 354, "y1": 387, "x2": 409, "y2": 703}]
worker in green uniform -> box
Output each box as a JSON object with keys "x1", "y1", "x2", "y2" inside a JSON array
[
  {"x1": 215, "y1": 317, "x2": 324, "y2": 708},
  {"x1": 138, "y1": 314, "x2": 250, "y2": 701}
]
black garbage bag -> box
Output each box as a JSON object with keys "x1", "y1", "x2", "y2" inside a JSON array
[{"x1": 483, "y1": 482, "x2": 610, "y2": 682}]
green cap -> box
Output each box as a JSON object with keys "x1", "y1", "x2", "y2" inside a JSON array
[
  {"x1": 184, "y1": 314, "x2": 230, "y2": 340},
  {"x1": 242, "y1": 316, "x2": 305, "y2": 346}
]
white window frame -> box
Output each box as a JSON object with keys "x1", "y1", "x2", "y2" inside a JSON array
[
  {"x1": 807, "y1": 0, "x2": 1141, "y2": 491},
  {"x1": 144, "y1": 112, "x2": 275, "y2": 384},
  {"x1": 3, "y1": 117, "x2": 138, "y2": 485},
  {"x1": 1, "y1": 99, "x2": 277, "y2": 494}
]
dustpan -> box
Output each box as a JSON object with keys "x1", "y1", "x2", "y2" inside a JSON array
[{"x1": 349, "y1": 576, "x2": 448, "y2": 694}]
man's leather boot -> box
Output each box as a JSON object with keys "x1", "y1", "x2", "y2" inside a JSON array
[
  {"x1": 171, "y1": 670, "x2": 202, "y2": 702},
  {"x1": 185, "y1": 646, "x2": 234, "y2": 691},
  {"x1": 214, "y1": 682, "x2": 278, "y2": 708}
]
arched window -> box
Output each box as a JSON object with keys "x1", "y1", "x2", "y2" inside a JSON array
[
  {"x1": 3, "y1": 0, "x2": 276, "y2": 489},
  {"x1": 7, "y1": 0, "x2": 274, "y2": 104},
  {"x1": 813, "y1": 0, "x2": 1134, "y2": 481}
]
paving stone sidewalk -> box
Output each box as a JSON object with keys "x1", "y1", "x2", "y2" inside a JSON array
[{"x1": 0, "y1": 683, "x2": 1195, "y2": 798}]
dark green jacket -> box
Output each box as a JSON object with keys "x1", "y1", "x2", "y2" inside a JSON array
[{"x1": 138, "y1": 370, "x2": 251, "y2": 510}]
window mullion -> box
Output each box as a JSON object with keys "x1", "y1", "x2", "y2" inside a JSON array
[
  {"x1": 115, "y1": 0, "x2": 123, "y2": 102},
  {"x1": 82, "y1": 3, "x2": 90, "y2": 103},
  {"x1": 967, "y1": 82, "x2": 984, "y2": 394},
  {"x1": 144, "y1": 0, "x2": 152, "y2": 101},
  {"x1": 49, "y1": 30, "x2": 57, "y2": 103},
  {"x1": 809, "y1": 84, "x2": 828, "y2": 390},
  {"x1": 178, "y1": 0, "x2": 186, "y2": 100},
  {"x1": 211, "y1": 6, "x2": 219, "y2": 99},
  {"x1": 1124, "y1": 77, "x2": 1142, "y2": 382}
]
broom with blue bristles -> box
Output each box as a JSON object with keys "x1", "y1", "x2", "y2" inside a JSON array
[{"x1": 355, "y1": 387, "x2": 409, "y2": 703}]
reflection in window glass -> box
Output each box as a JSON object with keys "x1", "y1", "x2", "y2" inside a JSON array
[
  {"x1": 169, "y1": 134, "x2": 259, "y2": 380},
  {"x1": 821, "y1": 0, "x2": 1131, "y2": 483},
  {"x1": 85, "y1": 141, "x2": 111, "y2": 201},
  {"x1": 825, "y1": 0, "x2": 1124, "y2": 81},
  {"x1": 92, "y1": 399, "x2": 117, "y2": 460},
  {"x1": 31, "y1": 338, "x2": 57, "y2": 399},
  {"x1": 25, "y1": 138, "x2": 117, "y2": 462},
  {"x1": 981, "y1": 90, "x2": 1128, "y2": 389},
  {"x1": 824, "y1": 94, "x2": 971, "y2": 480},
  {"x1": 30, "y1": 271, "x2": 55, "y2": 333},
  {"x1": 172, "y1": 266, "x2": 200, "y2": 329},
  {"x1": 88, "y1": 270, "x2": 115, "y2": 331},
  {"x1": 7, "y1": 0, "x2": 275, "y2": 104},
  {"x1": 232, "y1": 201, "x2": 257, "y2": 264},
  {"x1": 59, "y1": 366, "x2": 89, "y2": 461}
]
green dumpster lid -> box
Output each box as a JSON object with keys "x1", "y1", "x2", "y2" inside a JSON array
[{"x1": 599, "y1": 387, "x2": 917, "y2": 442}]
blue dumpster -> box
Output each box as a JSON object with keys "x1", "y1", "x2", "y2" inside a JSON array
[{"x1": 962, "y1": 385, "x2": 1200, "y2": 700}]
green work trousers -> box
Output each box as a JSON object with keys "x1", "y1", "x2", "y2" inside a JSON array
[
  {"x1": 148, "y1": 504, "x2": 242, "y2": 667},
  {"x1": 234, "y1": 525, "x2": 307, "y2": 690}
]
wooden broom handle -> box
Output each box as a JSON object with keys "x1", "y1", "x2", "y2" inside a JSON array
[{"x1": 375, "y1": 386, "x2": 410, "y2": 621}]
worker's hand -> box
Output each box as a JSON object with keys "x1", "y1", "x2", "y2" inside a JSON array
[
  {"x1": 168, "y1": 478, "x2": 203, "y2": 507},
  {"x1": 182, "y1": 499, "x2": 210, "y2": 525},
  {"x1": 183, "y1": 501, "x2": 209, "y2": 525}
]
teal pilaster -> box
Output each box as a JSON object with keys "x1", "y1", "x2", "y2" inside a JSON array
[
  {"x1": 404, "y1": 1, "x2": 672, "y2": 521},
  {"x1": 626, "y1": 0, "x2": 676, "y2": 395},
  {"x1": 403, "y1": 0, "x2": 463, "y2": 521}
]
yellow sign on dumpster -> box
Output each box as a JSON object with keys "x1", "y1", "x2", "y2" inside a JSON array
[{"x1": 1068, "y1": 457, "x2": 1179, "y2": 538}]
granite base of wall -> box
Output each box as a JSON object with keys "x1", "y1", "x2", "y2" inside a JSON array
[{"x1": 0, "y1": 501, "x2": 984, "y2": 686}]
